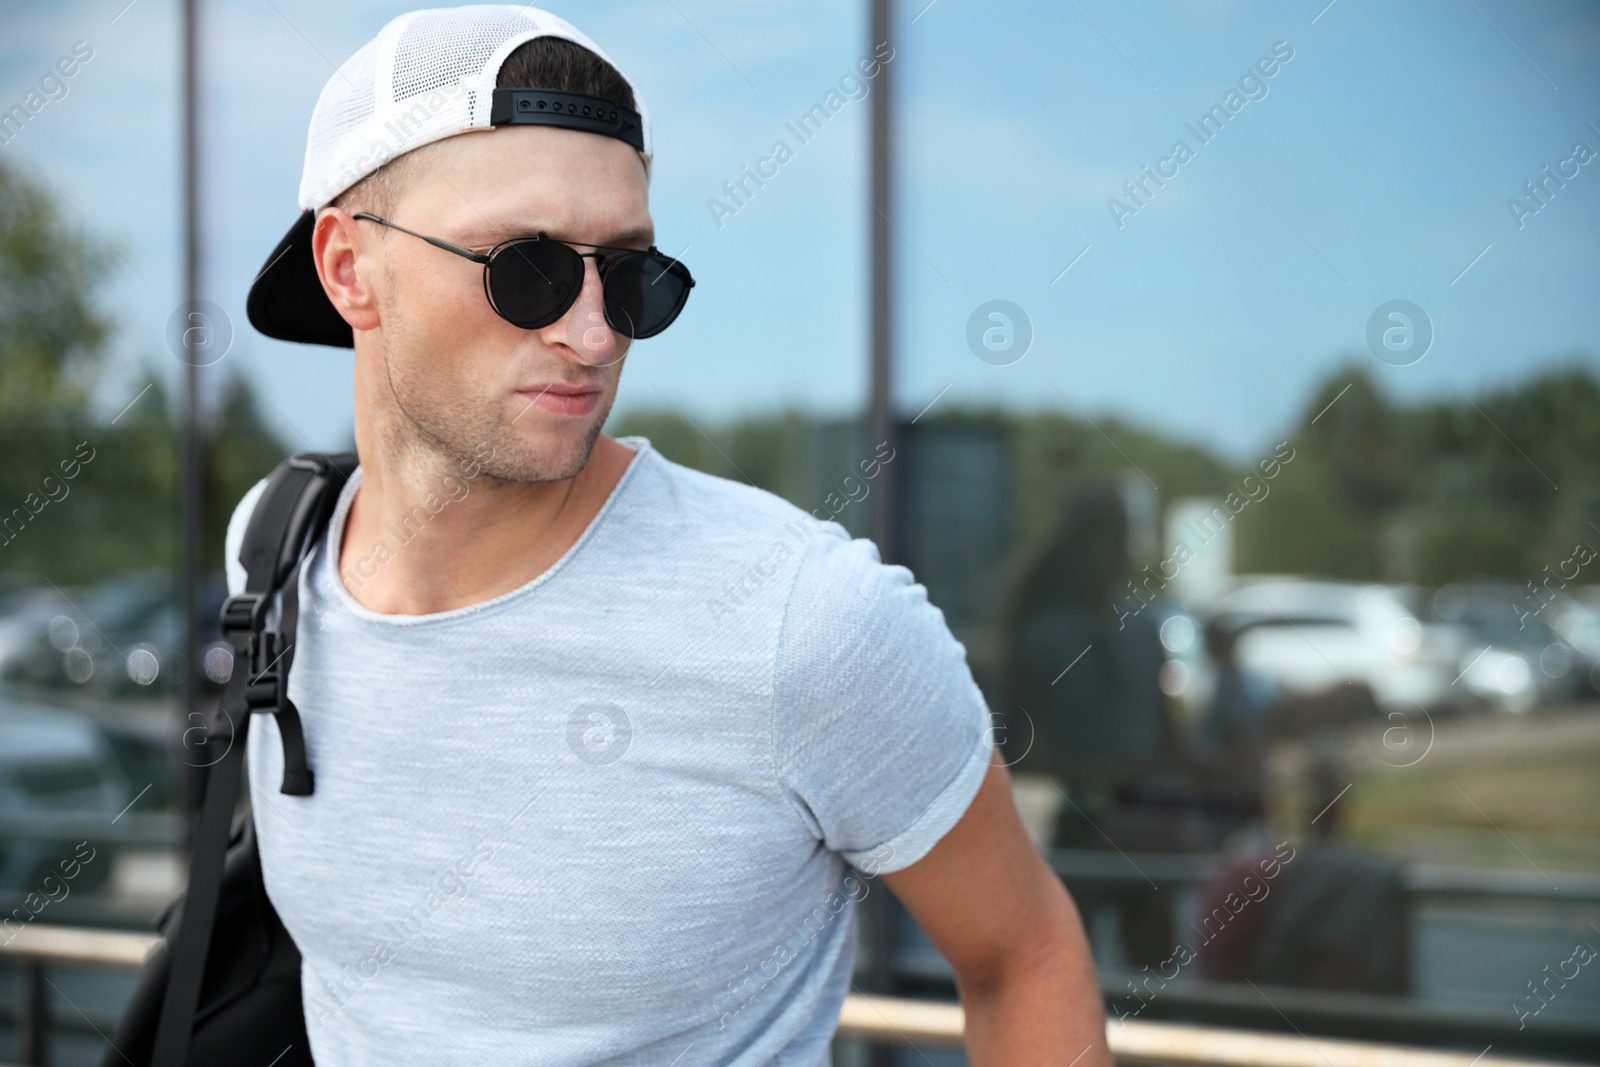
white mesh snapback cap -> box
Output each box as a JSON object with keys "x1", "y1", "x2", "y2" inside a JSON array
[{"x1": 248, "y1": 4, "x2": 653, "y2": 348}]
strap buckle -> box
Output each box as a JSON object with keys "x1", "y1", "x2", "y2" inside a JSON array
[
  {"x1": 220, "y1": 592, "x2": 268, "y2": 647},
  {"x1": 219, "y1": 592, "x2": 287, "y2": 713},
  {"x1": 241, "y1": 630, "x2": 290, "y2": 713}
]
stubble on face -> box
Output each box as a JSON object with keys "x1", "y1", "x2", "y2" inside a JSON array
[
  {"x1": 354, "y1": 125, "x2": 648, "y2": 492},
  {"x1": 373, "y1": 251, "x2": 620, "y2": 487}
]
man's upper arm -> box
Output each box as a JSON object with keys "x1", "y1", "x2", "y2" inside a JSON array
[
  {"x1": 771, "y1": 527, "x2": 994, "y2": 876},
  {"x1": 880, "y1": 751, "x2": 1079, "y2": 990}
]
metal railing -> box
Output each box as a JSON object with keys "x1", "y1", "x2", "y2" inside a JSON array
[
  {"x1": 12, "y1": 807, "x2": 1597, "y2": 906},
  {"x1": 1045, "y1": 847, "x2": 1600, "y2": 904},
  {"x1": 0, "y1": 924, "x2": 1574, "y2": 1067}
]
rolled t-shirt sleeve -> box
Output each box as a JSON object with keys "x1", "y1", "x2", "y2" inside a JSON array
[{"x1": 772, "y1": 526, "x2": 994, "y2": 876}]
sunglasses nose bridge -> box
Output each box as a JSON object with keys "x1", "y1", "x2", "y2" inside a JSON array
[
  {"x1": 583, "y1": 249, "x2": 621, "y2": 286},
  {"x1": 482, "y1": 237, "x2": 687, "y2": 339},
  {"x1": 576, "y1": 251, "x2": 611, "y2": 305},
  {"x1": 554, "y1": 251, "x2": 614, "y2": 349}
]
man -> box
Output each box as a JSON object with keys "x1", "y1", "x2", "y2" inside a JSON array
[{"x1": 232, "y1": 6, "x2": 1108, "y2": 1064}]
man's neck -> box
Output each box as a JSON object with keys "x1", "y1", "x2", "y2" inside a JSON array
[{"x1": 335, "y1": 433, "x2": 635, "y2": 615}]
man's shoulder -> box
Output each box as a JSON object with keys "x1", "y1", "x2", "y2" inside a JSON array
[
  {"x1": 619, "y1": 440, "x2": 903, "y2": 614},
  {"x1": 623, "y1": 439, "x2": 826, "y2": 544}
]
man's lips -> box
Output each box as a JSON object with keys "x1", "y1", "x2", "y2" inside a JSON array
[{"x1": 515, "y1": 382, "x2": 602, "y2": 418}]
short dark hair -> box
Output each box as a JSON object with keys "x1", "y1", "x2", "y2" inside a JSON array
[
  {"x1": 331, "y1": 37, "x2": 640, "y2": 218},
  {"x1": 497, "y1": 36, "x2": 635, "y2": 112}
]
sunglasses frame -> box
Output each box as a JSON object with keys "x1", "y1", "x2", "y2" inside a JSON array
[{"x1": 351, "y1": 212, "x2": 694, "y2": 339}]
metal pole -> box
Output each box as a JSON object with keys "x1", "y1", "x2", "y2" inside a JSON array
[
  {"x1": 866, "y1": 0, "x2": 896, "y2": 567},
  {"x1": 864, "y1": 2, "x2": 899, "y2": 1063},
  {"x1": 179, "y1": 0, "x2": 207, "y2": 843},
  {"x1": 18, "y1": 957, "x2": 46, "y2": 1065}
]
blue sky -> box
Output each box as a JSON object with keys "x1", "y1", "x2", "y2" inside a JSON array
[{"x1": 2, "y1": 0, "x2": 1597, "y2": 461}]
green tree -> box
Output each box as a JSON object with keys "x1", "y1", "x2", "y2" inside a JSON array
[
  {"x1": 206, "y1": 371, "x2": 297, "y2": 570},
  {"x1": 0, "y1": 159, "x2": 109, "y2": 420},
  {"x1": 0, "y1": 158, "x2": 114, "y2": 581},
  {"x1": 0, "y1": 160, "x2": 289, "y2": 583}
]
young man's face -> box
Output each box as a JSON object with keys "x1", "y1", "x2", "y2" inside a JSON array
[{"x1": 367, "y1": 125, "x2": 652, "y2": 482}]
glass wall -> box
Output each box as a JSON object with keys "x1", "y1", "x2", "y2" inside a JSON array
[
  {"x1": 2, "y1": 3, "x2": 168, "y2": 1061},
  {"x1": 869, "y1": 2, "x2": 1600, "y2": 1062}
]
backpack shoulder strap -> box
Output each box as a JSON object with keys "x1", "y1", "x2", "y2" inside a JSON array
[
  {"x1": 150, "y1": 449, "x2": 356, "y2": 1067},
  {"x1": 223, "y1": 450, "x2": 357, "y2": 796}
]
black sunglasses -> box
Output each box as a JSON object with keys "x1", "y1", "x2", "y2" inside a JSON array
[{"x1": 352, "y1": 212, "x2": 694, "y2": 340}]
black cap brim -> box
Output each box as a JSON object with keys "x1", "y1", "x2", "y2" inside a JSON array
[{"x1": 246, "y1": 210, "x2": 355, "y2": 348}]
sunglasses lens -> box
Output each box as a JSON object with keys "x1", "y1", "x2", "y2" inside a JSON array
[
  {"x1": 604, "y1": 253, "x2": 693, "y2": 340},
  {"x1": 486, "y1": 239, "x2": 581, "y2": 328}
]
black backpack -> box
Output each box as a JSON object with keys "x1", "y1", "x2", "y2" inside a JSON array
[{"x1": 103, "y1": 451, "x2": 357, "y2": 1067}]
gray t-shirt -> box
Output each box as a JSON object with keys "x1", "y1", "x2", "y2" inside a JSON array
[{"x1": 224, "y1": 438, "x2": 993, "y2": 1067}]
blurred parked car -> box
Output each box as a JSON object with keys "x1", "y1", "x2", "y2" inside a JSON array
[
  {"x1": 0, "y1": 695, "x2": 130, "y2": 893},
  {"x1": 1151, "y1": 604, "x2": 1279, "y2": 725},
  {"x1": 0, "y1": 569, "x2": 230, "y2": 699},
  {"x1": 0, "y1": 583, "x2": 73, "y2": 667},
  {"x1": 1421, "y1": 583, "x2": 1592, "y2": 712},
  {"x1": 1545, "y1": 586, "x2": 1600, "y2": 696},
  {"x1": 1207, "y1": 577, "x2": 1463, "y2": 713}
]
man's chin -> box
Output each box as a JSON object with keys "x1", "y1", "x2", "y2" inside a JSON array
[{"x1": 487, "y1": 416, "x2": 607, "y2": 484}]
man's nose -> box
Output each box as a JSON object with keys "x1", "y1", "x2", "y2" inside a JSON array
[{"x1": 559, "y1": 255, "x2": 619, "y2": 366}]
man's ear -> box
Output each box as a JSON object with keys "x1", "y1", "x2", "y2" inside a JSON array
[{"x1": 312, "y1": 208, "x2": 382, "y2": 334}]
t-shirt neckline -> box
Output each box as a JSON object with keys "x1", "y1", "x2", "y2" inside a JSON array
[{"x1": 314, "y1": 436, "x2": 655, "y2": 627}]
